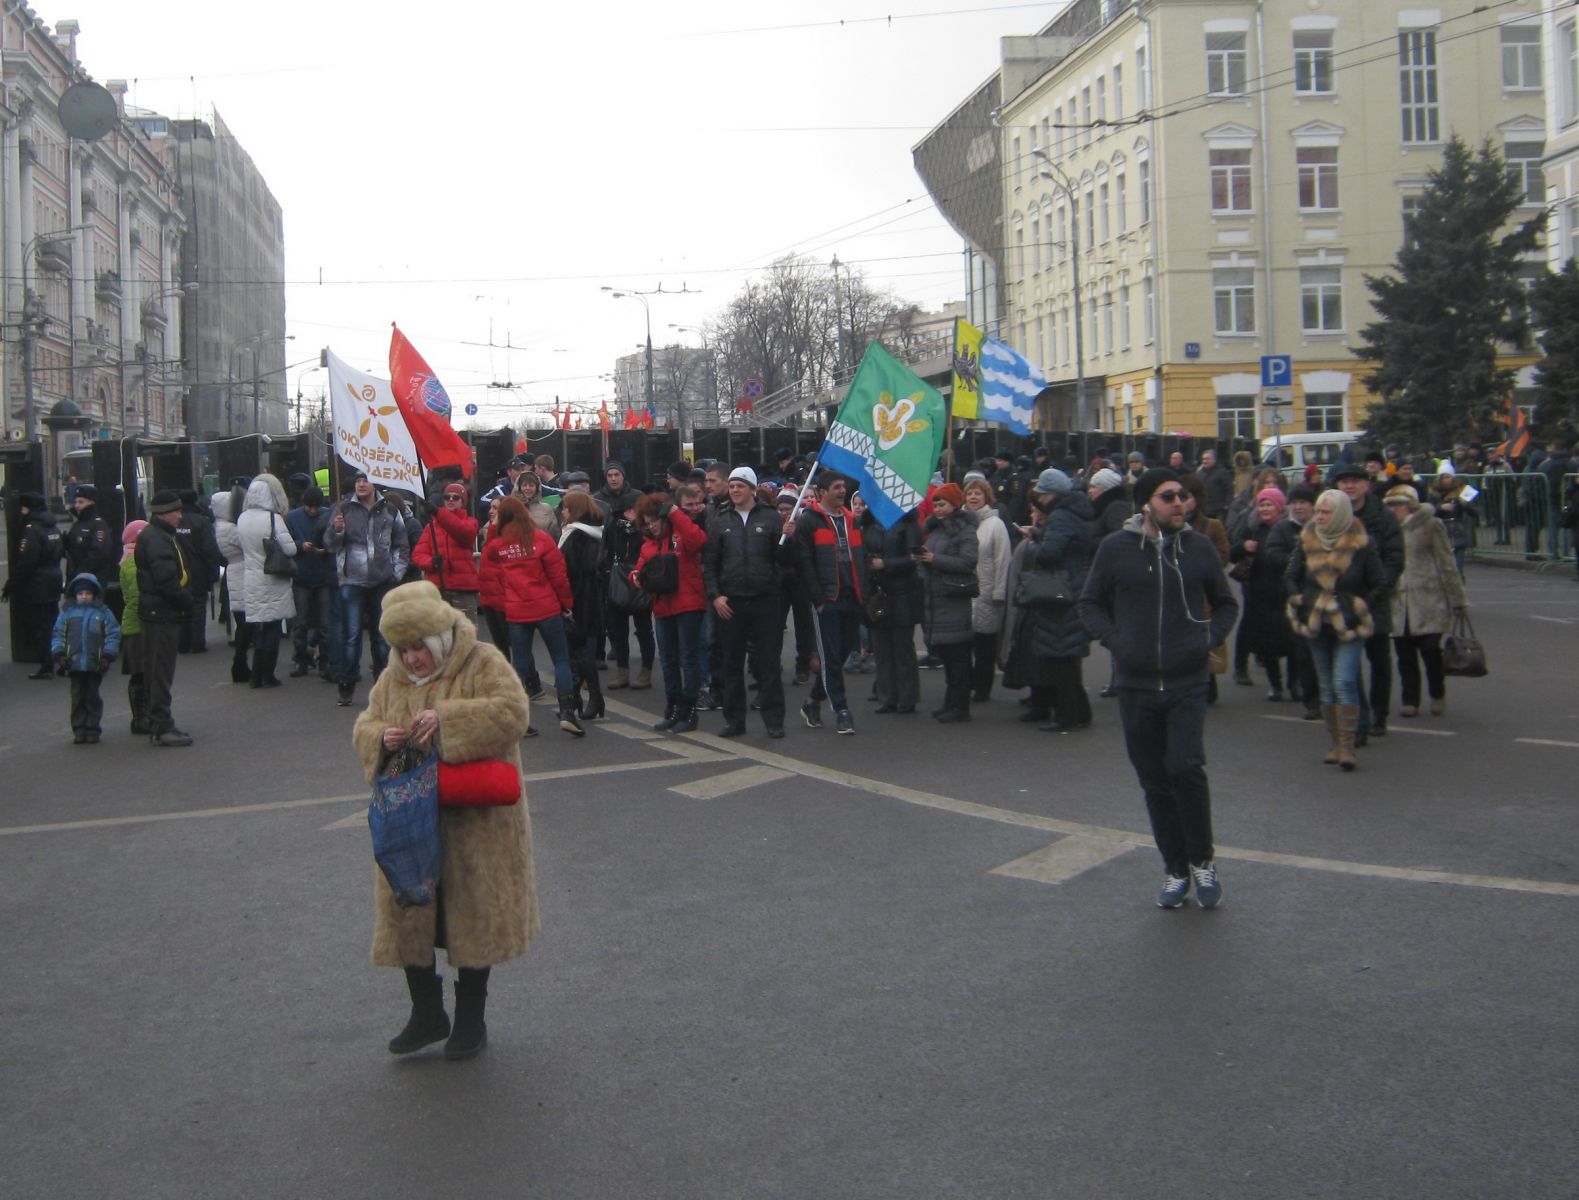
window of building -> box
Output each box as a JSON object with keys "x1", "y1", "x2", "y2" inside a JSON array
[
  {"x1": 1300, "y1": 266, "x2": 1343, "y2": 331},
  {"x1": 1061, "y1": 307, "x2": 1072, "y2": 364},
  {"x1": 1056, "y1": 204, "x2": 1067, "y2": 262},
  {"x1": 1210, "y1": 149, "x2": 1253, "y2": 212},
  {"x1": 1030, "y1": 216, "x2": 1041, "y2": 273},
  {"x1": 1563, "y1": 22, "x2": 1579, "y2": 125},
  {"x1": 1401, "y1": 192, "x2": 1425, "y2": 248},
  {"x1": 1142, "y1": 273, "x2": 1155, "y2": 341},
  {"x1": 1399, "y1": 30, "x2": 1440, "y2": 144},
  {"x1": 1013, "y1": 136, "x2": 1023, "y2": 188},
  {"x1": 1139, "y1": 159, "x2": 1153, "y2": 224},
  {"x1": 1088, "y1": 295, "x2": 1100, "y2": 355},
  {"x1": 1294, "y1": 30, "x2": 1335, "y2": 94},
  {"x1": 1505, "y1": 141, "x2": 1546, "y2": 204},
  {"x1": 1053, "y1": 105, "x2": 1064, "y2": 158},
  {"x1": 1207, "y1": 32, "x2": 1247, "y2": 96},
  {"x1": 1034, "y1": 314, "x2": 1044, "y2": 365},
  {"x1": 1084, "y1": 183, "x2": 1096, "y2": 248},
  {"x1": 1082, "y1": 86, "x2": 1093, "y2": 147},
  {"x1": 1567, "y1": 200, "x2": 1579, "y2": 263},
  {"x1": 1120, "y1": 285, "x2": 1132, "y2": 348},
  {"x1": 1096, "y1": 77, "x2": 1107, "y2": 136},
  {"x1": 1099, "y1": 180, "x2": 1111, "y2": 241},
  {"x1": 1214, "y1": 268, "x2": 1256, "y2": 333},
  {"x1": 1114, "y1": 64, "x2": 1124, "y2": 122},
  {"x1": 1115, "y1": 170, "x2": 1128, "y2": 234},
  {"x1": 1218, "y1": 395, "x2": 1257, "y2": 439},
  {"x1": 1041, "y1": 116, "x2": 1051, "y2": 158},
  {"x1": 1305, "y1": 392, "x2": 1346, "y2": 432},
  {"x1": 1015, "y1": 225, "x2": 1025, "y2": 279},
  {"x1": 1501, "y1": 23, "x2": 1542, "y2": 90},
  {"x1": 1297, "y1": 147, "x2": 1339, "y2": 210},
  {"x1": 1047, "y1": 310, "x2": 1056, "y2": 364}
]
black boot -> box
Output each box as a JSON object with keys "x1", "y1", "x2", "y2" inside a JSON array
[
  {"x1": 445, "y1": 966, "x2": 489, "y2": 1060},
  {"x1": 128, "y1": 677, "x2": 151, "y2": 736},
  {"x1": 388, "y1": 963, "x2": 450, "y2": 1054},
  {"x1": 557, "y1": 691, "x2": 585, "y2": 736},
  {"x1": 653, "y1": 702, "x2": 679, "y2": 732},
  {"x1": 672, "y1": 702, "x2": 698, "y2": 734},
  {"x1": 579, "y1": 655, "x2": 605, "y2": 720}
]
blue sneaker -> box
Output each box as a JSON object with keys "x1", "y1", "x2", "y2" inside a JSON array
[
  {"x1": 1156, "y1": 874, "x2": 1191, "y2": 909},
  {"x1": 1190, "y1": 861, "x2": 1222, "y2": 909},
  {"x1": 800, "y1": 700, "x2": 823, "y2": 729}
]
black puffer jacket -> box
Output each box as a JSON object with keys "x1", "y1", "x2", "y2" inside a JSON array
[
  {"x1": 860, "y1": 512, "x2": 923, "y2": 627},
  {"x1": 1013, "y1": 491, "x2": 1095, "y2": 662},
  {"x1": 703, "y1": 502, "x2": 791, "y2": 599},
  {"x1": 135, "y1": 518, "x2": 196, "y2": 624},
  {"x1": 920, "y1": 510, "x2": 979, "y2": 646},
  {"x1": 12, "y1": 510, "x2": 65, "y2": 603}
]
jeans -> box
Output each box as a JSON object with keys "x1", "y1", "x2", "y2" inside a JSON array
[
  {"x1": 717, "y1": 593, "x2": 785, "y2": 730},
  {"x1": 808, "y1": 597, "x2": 862, "y2": 712},
  {"x1": 1309, "y1": 632, "x2": 1365, "y2": 706},
  {"x1": 510, "y1": 615, "x2": 573, "y2": 694},
  {"x1": 606, "y1": 603, "x2": 654, "y2": 669},
  {"x1": 655, "y1": 608, "x2": 705, "y2": 706},
  {"x1": 291, "y1": 582, "x2": 332, "y2": 664},
  {"x1": 339, "y1": 581, "x2": 394, "y2": 684},
  {"x1": 1118, "y1": 683, "x2": 1214, "y2": 877}
]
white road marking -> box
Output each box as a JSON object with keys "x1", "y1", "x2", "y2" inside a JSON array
[
  {"x1": 1260, "y1": 714, "x2": 1455, "y2": 736},
  {"x1": 1516, "y1": 737, "x2": 1579, "y2": 749},
  {"x1": 1529, "y1": 615, "x2": 1577, "y2": 625},
  {"x1": 991, "y1": 836, "x2": 1136, "y2": 884},
  {"x1": 668, "y1": 764, "x2": 793, "y2": 800},
  {"x1": 591, "y1": 701, "x2": 1579, "y2": 899},
  {"x1": 602, "y1": 724, "x2": 662, "y2": 741},
  {"x1": 0, "y1": 793, "x2": 367, "y2": 837}
]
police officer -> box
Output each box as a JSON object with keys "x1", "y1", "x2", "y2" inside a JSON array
[{"x1": 6, "y1": 492, "x2": 65, "y2": 678}]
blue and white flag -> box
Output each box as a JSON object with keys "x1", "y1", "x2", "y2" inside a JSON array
[{"x1": 978, "y1": 338, "x2": 1043, "y2": 435}]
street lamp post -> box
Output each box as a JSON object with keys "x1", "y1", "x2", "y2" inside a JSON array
[
  {"x1": 15, "y1": 226, "x2": 90, "y2": 442},
  {"x1": 670, "y1": 323, "x2": 715, "y2": 434},
  {"x1": 139, "y1": 283, "x2": 194, "y2": 436},
  {"x1": 602, "y1": 287, "x2": 654, "y2": 424},
  {"x1": 1033, "y1": 150, "x2": 1086, "y2": 430},
  {"x1": 236, "y1": 331, "x2": 294, "y2": 434}
]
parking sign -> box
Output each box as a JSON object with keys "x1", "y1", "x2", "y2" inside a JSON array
[{"x1": 1261, "y1": 355, "x2": 1292, "y2": 388}]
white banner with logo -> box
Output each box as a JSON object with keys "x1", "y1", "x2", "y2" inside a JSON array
[{"x1": 327, "y1": 349, "x2": 423, "y2": 492}]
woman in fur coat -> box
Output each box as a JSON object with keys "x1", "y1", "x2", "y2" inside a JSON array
[
  {"x1": 1285, "y1": 490, "x2": 1387, "y2": 770},
  {"x1": 352, "y1": 581, "x2": 539, "y2": 1060},
  {"x1": 1381, "y1": 485, "x2": 1468, "y2": 717}
]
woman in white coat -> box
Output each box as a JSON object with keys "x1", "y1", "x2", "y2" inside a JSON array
[
  {"x1": 212, "y1": 485, "x2": 251, "y2": 683},
  {"x1": 236, "y1": 473, "x2": 297, "y2": 687},
  {"x1": 964, "y1": 478, "x2": 1011, "y2": 702}
]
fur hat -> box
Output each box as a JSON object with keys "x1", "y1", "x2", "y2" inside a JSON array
[
  {"x1": 1383, "y1": 485, "x2": 1421, "y2": 509},
  {"x1": 379, "y1": 581, "x2": 458, "y2": 648}
]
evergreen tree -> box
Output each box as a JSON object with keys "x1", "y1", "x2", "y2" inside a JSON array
[
  {"x1": 1356, "y1": 136, "x2": 1544, "y2": 451},
  {"x1": 1531, "y1": 259, "x2": 1579, "y2": 435}
]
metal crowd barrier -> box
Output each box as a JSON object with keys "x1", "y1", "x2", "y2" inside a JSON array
[{"x1": 1412, "y1": 472, "x2": 1578, "y2": 568}]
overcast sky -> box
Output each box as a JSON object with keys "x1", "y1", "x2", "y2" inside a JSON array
[{"x1": 56, "y1": 0, "x2": 1049, "y2": 426}]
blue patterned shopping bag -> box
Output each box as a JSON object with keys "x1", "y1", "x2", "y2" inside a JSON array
[{"x1": 368, "y1": 742, "x2": 442, "y2": 907}]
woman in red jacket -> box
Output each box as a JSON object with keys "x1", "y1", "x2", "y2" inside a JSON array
[
  {"x1": 411, "y1": 481, "x2": 481, "y2": 616},
  {"x1": 477, "y1": 498, "x2": 511, "y2": 664},
  {"x1": 482, "y1": 497, "x2": 582, "y2": 736},
  {"x1": 630, "y1": 493, "x2": 708, "y2": 733}
]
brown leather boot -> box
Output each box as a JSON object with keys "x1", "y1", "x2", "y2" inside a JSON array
[
  {"x1": 1321, "y1": 705, "x2": 1340, "y2": 765},
  {"x1": 1335, "y1": 704, "x2": 1359, "y2": 771}
]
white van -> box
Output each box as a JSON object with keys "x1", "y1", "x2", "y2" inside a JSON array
[{"x1": 1259, "y1": 432, "x2": 1366, "y2": 481}]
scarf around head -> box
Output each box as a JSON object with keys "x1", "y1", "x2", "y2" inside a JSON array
[{"x1": 1310, "y1": 491, "x2": 1355, "y2": 550}]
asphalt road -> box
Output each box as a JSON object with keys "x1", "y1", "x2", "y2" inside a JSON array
[{"x1": 2, "y1": 563, "x2": 1576, "y2": 1199}]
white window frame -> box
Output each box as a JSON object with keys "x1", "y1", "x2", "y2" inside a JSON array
[
  {"x1": 1120, "y1": 283, "x2": 1132, "y2": 349},
  {"x1": 1113, "y1": 64, "x2": 1124, "y2": 122},
  {"x1": 1294, "y1": 29, "x2": 1335, "y2": 95},
  {"x1": 1500, "y1": 22, "x2": 1542, "y2": 91},
  {"x1": 1115, "y1": 169, "x2": 1128, "y2": 234},
  {"x1": 1304, "y1": 392, "x2": 1346, "y2": 433},
  {"x1": 1207, "y1": 31, "x2": 1248, "y2": 96},
  {"x1": 1297, "y1": 146, "x2": 1340, "y2": 211},
  {"x1": 1504, "y1": 140, "x2": 1546, "y2": 205},
  {"x1": 1563, "y1": 21, "x2": 1579, "y2": 126},
  {"x1": 1142, "y1": 273, "x2": 1156, "y2": 343},
  {"x1": 1213, "y1": 267, "x2": 1257, "y2": 334},
  {"x1": 1300, "y1": 265, "x2": 1344, "y2": 332},
  {"x1": 1139, "y1": 157, "x2": 1152, "y2": 225},
  {"x1": 1399, "y1": 29, "x2": 1441, "y2": 144},
  {"x1": 1210, "y1": 148, "x2": 1253, "y2": 213}
]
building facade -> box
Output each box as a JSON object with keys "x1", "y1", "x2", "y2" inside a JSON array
[
  {"x1": 2, "y1": 12, "x2": 187, "y2": 451},
  {"x1": 923, "y1": 0, "x2": 1546, "y2": 441},
  {"x1": 1542, "y1": 6, "x2": 1579, "y2": 270},
  {"x1": 170, "y1": 109, "x2": 286, "y2": 440},
  {"x1": 614, "y1": 343, "x2": 714, "y2": 434}
]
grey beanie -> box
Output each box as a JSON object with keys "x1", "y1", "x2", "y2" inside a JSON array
[{"x1": 1033, "y1": 468, "x2": 1073, "y2": 495}]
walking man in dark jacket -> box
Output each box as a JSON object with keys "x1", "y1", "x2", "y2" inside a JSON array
[
  {"x1": 703, "y1": 466, "x2": 793, "y2": 737},
  {"x1": 6, "y1": 492, "x2": 65, "y2": 677},
  {"x1": 1079, "y1": 468, "x2": 1238, "y2": 909},
  {"x1": 135, "y1": 491, "x2": 196, "y2": 746},
  {"x1": 793, "y1": 473, "x2": 869, "y2": 735}
]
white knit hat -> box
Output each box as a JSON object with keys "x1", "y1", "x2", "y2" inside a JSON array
[{"x1": 729, "y1": 466, "x2": 758, "y2": 487}]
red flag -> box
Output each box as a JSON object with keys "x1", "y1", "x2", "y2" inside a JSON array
[
  {"x1": 624, "y1": 407, "x2": 638, "y2": 430},
  {"x1": 514, "y1": 435, "x2": 527, "y2": 455},
  {"x1": 598, "y1": 402, "x2": 612, "y2": 432},
  {"x1": 559, "y1": 406, "x2": 573, "y2": 430},
  {"x1": 1493, "y1": 397, "x2": 1531, "y2": 461},
  {"x1": 388, "y1": 326, "x2": 472, "y2": 477}
]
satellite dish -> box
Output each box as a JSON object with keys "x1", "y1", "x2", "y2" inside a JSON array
[{"x1": 58, "y1": 82, "x2": 117, "y2": 141}]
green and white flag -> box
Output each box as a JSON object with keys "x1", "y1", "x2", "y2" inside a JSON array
[{"x1": 818, "y1": 343, "x2": 947, "y2": 528}]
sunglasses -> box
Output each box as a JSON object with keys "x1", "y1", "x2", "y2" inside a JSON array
[
  {"x1": 443, "y1": 495, "x2": 465, "y2": 503},
  {"x1": 1151, "y1": 490, "x2": 1187, "y2": 503}
]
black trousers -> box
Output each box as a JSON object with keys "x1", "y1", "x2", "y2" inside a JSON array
[
  {"x1": 718, "y1": 594, "x2": 785, "y2": 730},
  {"x1": 780, "y1": 588, "x2": 816, "y2": 672},
  {"x1": 24, "y1": 601, "x2": 57, "y2": 669},
  {"x1": 143, "y1": 620, "x2": 182, "y2": 734},
  {"x1": 936, "y1": 641, "x2": 972, "y2": 713},
  {"x1": 1361, "y1": 629, "x2": 1393, "y2": 729},
  {"x1": 970, "y1": 632, "x2": 999, "y2": 696},
  {"x1": 179, "y1": 586, "x2": 210, "y2": 651},
  {"x1": 69, "y1": 670, "x2": 104, "y2": 735},
  {"x1": 1118, "y1": 683, "x2": 1214, "y2": 877},
  {"x1": 1394, "y1": 633, "x2": 1445, "y2": 706},
  {"x1": 1029, "y1": 659, "x2": 1092, "y2": 727},
  {"x1": 606, "y1": 605, "x2": 654, "y2": 670},
  {"x1": 808, "y1": 598, "x2": 862, "y2": 711},
  {"x1": 872, "y1": 622, "x2": 919, "y2": 709}
]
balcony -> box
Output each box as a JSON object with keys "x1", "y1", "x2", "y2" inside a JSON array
[
  {"x1": 35, "y1": 239, "x2": 71, "y2": 273},
  {"x1": 95, "y1": 270, "x2": 122, "y2": 305},
  {"x1": 141, "y1": 298, "x2": 168, "y2": 333}
]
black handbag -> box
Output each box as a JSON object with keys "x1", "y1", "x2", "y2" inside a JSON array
[
  {"x1": 1442, "y1": 609, "x2": 1487, "y2": 677},
  {"x1": 608, "y1": 558, "x2": 654, "y2": 612},
  {"x1": 262, "y1": 513, "x2": 297, "y2": 579},
  {"x1": 934, "y1": 571, "x2": 979, "y2": 598},
  {"x1": 638, "y1": 550, "x2": 680, "y2": 595},
  {"x1": 1014, "y1": 563, "x2": 1074, "y2": 609},
  {"x1": 865, "y1": 587, "x2": 891, "y2": 624}
]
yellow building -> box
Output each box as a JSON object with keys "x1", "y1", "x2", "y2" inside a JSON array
[{"x1": 922, "y1": 0, "x2": 1547, "y2": 441}]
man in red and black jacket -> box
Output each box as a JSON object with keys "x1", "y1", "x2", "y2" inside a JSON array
[
  {"x1": 412, "y1": 480, "x2": 481, "y2": 617},
  {"x1": 792, "y1": 473, "x2": 870, "y2": 736}
]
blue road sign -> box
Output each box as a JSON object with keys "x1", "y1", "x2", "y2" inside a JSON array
[
  {"x1": 464, "y1": 403, "x2": 478, "y2": 416},
  {"x1": 1261, "y1": 355, "x2": 1292, "y2": 388}
]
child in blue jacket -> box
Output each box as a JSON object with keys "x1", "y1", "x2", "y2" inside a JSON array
[{"x1": 51, "y1": 572, "x2": 122, "y2": 744}]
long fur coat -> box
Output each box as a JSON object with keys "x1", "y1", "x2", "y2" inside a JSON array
[
  {"x1": 353, "y1": 616, "x2": 540, "y2": 969},
  {"x1": 1285, "y1": 524, "x2": 1386, "y2": 642},
  {"x1": 1390, "y1": 506, "x2": 1467, "y2": 636}
]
